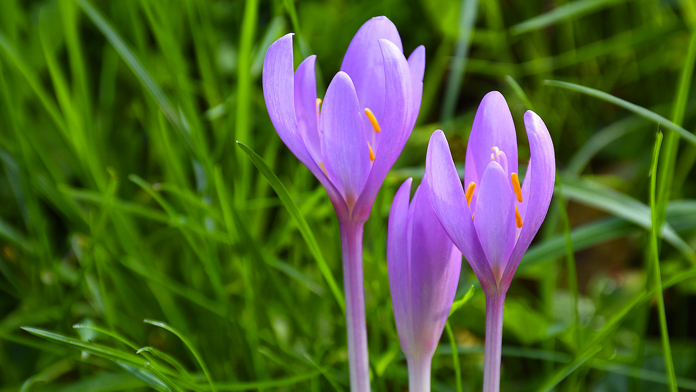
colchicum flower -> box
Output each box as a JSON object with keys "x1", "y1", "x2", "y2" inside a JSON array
[
  {"x1": 388, "y1": 177, "x2": 461, "y2": 392},
  {"x1": 263, "y1": 17, "x2": 424, "y2": 391},
  {"x1": 426, "y1": 92, "x2": 555, "y2": 392}
]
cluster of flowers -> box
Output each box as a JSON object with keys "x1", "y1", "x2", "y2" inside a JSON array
[{"x1": 263, "y1": 17, "x2": 555, "y2": 392}]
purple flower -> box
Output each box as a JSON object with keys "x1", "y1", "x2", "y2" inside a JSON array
[
  {"x1": 263, "y1": 17, "x2": 424, "y2": 392},
  {"x1": 263, "y1": 16, "x2": 424, "y2": 223},
  {"x1": 388, "y1": 177, "x2": 461, "y2": 392},
  {"x1": 426, "y1": 92, "x2": 555, "y2": 392}
]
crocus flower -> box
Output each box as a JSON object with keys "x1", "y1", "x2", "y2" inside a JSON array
[
  {"x1": 426, "y1": 92, "x2": 555, "y2": 392},
  {"x1": 388, "y1": 176, "x2": 461, "y2": 392},
  {"x1": 263, "y1": 16, "x2": 424, "y2": 391}
]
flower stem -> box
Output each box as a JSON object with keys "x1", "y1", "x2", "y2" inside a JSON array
[
  {"x1": 483, "y1": 292, "x2": 506, "y2": 392},
  {"x1": 407, "y1": 355, "x2": 432, "y2": 392},
  {"x1": 340, "y1": 221, "x2": 370, "y2": 392}
]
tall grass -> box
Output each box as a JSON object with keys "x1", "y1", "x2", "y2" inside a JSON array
[{"x1": 1, "y1": 0, "x2": 696, "y2": 391}]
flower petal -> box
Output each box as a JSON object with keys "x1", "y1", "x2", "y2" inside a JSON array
[
  {"x1": 352, "y1": 39, "x2": 413, "y2": 220},
  {"x1": 426, "y1": 130, "x2": 497, "y2": 290},
  {"x1": 502, "y1": 111, "x2": 555, "y2": 287},
  {"x1": 408, "y1": 176, "x2": 461, "y2": 357},
  {"x1": 407, "y1": 45, "x2": 425, "y2": 130},
  {"x1": 294, "y1": 55, "x2": 321, "y2": 163},
  {"x1": 341, "y1": 16, "x2": 403, "y2": 136},
  {"x1": 263, "y1": 34, "x2": 346, "y2": 215},
  {"x1": 387, "y1": 178, "x2": 414, "y2": 353},
  {"x1": 320, "y1": 72, "x2": 371, "y2": 206},
  {"x1": 464, "y1": 91, "x2": 518, "y2": 211},
  {"x1": 473, "y1": 161, "x2": 517, "y2": 282}
]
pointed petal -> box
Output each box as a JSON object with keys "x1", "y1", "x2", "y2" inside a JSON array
[
  {"x1": 503, "y1": 111, "x2": 556, "y2": 287},
  {"x1": 353, "y1": 39, "x2": 413, "y2": 220},
  {"x1": 464, "y1": 91, "x2": 518, "y2": 210},
  {"x1": 407, "y1": 45, "x2": 425, "y2": 130},
  {"x1": 425, "y1": 130, "x2": 497, "y2": 290},
  {"x1": 408, "y1": 177, "x2": 461, "y2": 356},
  {"x1": 263, "y1": 34, "x2": 308, "y2": 164},
  {"x1": 387, "y1": 178, "x2": 414, "y2": 353},
  {"x1": 263, "y1": 34, "x2": 347, "y2": 216},
  {"x1": 320, "y1": 72, "x2": 371, "y2": 205},
  {"x1": 474, "y1": 161, "x2": 517, "y2": 281},
  {"x1": 341, "y1": 16, "x2": 403, "y2": 134},
  {"x1": 407, "y1": 45, "x2": 425, "y2": 82},
  {"x1": 294, "y1": 55, "x2": 321, "y2": 163}
]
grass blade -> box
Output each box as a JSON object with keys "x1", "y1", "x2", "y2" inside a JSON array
[
  {"x1": 445, "y1": 322, "x2": 463, "y2": 392},
  {"x1": 511, "y1": 0, "x2": 627, "y2": 35},
  {"x1": 558, "y1": 175, "x2": 695, "y2": 262},
  {"x1": 75, "y1": 0, "x2": 191, "y2": 150},
  {"x1": 449, "y1": 285, "x2": 475, "y2": 316},
  {"x1": 21, "y1": 327, "x2": 144, "y2": 366},
  {"x1": 536, "y1": 345, "x2": 601, "y2": 392},
  {"x1": 440, "y1": 0, "x2": 479, "y2": 123},
  {"x1": 544, "y1": 80, "x2": 696, "y2": 147},
  {"x1": 143, "y1": 319, "x2": 216, "y2": 392},
  {"x1": 237, "y1": 141, "x2": 345, "y2": 311},
  {"x1": 649, "y1": 132, "x2": 678, "y2": 392},
  {"x1": 504, "y1": 75, "x2": 535, "y2": 111}
]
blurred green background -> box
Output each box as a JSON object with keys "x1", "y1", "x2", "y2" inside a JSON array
[{"x1": 1, "y1": 0, "x2": 696, "y2": 390}]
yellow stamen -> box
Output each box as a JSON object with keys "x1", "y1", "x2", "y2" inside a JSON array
[
  {"x1": 364, "y1": 108, "x2": 381, "y2": 133},
  {"x1": 320, "y1": 162, "x2": 329, "y2": 177},
  {"x1": 465, "y1": 182, "x2": 476, "y2": 206},
  {"x1": 511, "y1": 173, "x2": 523, "y2": 203},
  {"x1": 515, "y1": 205, "x2": 523, "y2": 228},
  {"x1": 368, "y1": 144, "x2": 375, "y2": 161},
  {"x1": 490, "y1": 153, "x2": 495, "y2": 161},
  {"x1": 316, "y1": 98, "x2": 322, "y2": 115},
  {"x1": 472, "y1": 214, "x2": 475, "y2": 222}
]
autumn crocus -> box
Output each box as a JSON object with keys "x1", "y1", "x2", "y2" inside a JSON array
[
  {"x1": 426, "y1": 92, "x2": 555, "y2": 392},
  {"x1": 263, "y1": 17, "x2": 424, "y2": 391},
  {"x1": 388, "y1": 177, "x2": 461, "y2": 392}
]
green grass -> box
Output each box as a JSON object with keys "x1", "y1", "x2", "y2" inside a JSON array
[{"x1": 2, "y1": 0, "x2": 696, "y2": 391}]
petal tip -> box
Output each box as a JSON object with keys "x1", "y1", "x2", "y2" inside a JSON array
[
  {"x1": 408, "y1": 45, "x2": 426, "y2": 81},
  {"x1": 481, "y1": 90, "x2": 507, "y2": 105}
]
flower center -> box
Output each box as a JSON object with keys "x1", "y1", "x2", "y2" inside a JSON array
[{"x1": 488, "y1": 146, "x2": 524, "y2": 228}]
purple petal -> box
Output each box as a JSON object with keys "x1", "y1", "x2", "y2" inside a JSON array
[
  {"x1": 502, "y1": 111, "x2": 555, "y2": 287},
  {"x1": 408, "y1": 176, "x2": 462, "y2": 356},
  {"x1": 294, "y1": 55, "x2": 321, "y2": 163},
  {"x1": 263, "y1": 34, "x2": 347, "y2": 215},
  {"x1": 464, "y1": 91, "x2": 518, "y2": 211},
  {"x1": 341, "y1": 16, "x2": 403, "y2": 136},
  {"x1": 320, "y1": 72, "x2": 371, "y2": 206},
  {"x1": 425, "y1": 130, "x2": 497, "y2": 290},
  {"x1": 387, "y1": 178, "x2": 414, "y2": 353},
  {"x1": 473, "y1": 161, "x2": 517, "y2": 282},
  {"x1": 407, "y1": 45, "x2": 425, "y2": 130},
  {"x1": 352, "y1": 39, "x2": 413, "y2": 220}
]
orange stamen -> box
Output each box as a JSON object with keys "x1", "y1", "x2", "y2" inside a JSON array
[
  {"x1": 465, "y1": 182, "x2": 476, "y2": 206},
  {"x1": 320, "y1": 162, "x2": 329, "y2": 177},
  {"x1": 316, "y1": 98, "x2": 322, "y2": 115},
  {"x1": 515, "y1": 205, "x2": 523, "y2": 228},
  {"x1": 511, "y1": 173, "x2": 523, "y2": 203},
  {"x1": 364, "y1": 108, "x2": 381, "y2": 133},
  {"x1": 368, "y1": 144, "x2": 375, "y2": 161}
]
